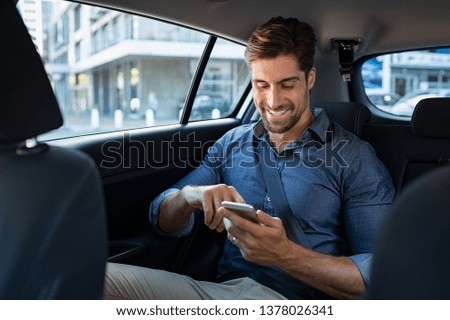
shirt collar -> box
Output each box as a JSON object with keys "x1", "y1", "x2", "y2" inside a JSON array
[
  {"x1": 308, "y1": 107, "x2": 330, "y2": 143},
  {"x1": 253, "y1": 107, "x2": 330, "y2": 145}
]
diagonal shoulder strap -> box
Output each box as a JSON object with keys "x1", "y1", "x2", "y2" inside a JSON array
[{"x1": 256, "y1": 140, "x2": 311, "y2": 248}]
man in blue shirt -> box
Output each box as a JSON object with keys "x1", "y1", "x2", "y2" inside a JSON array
[{"x1": 104, "y1": 17, "x2": 394, "y2": 300}]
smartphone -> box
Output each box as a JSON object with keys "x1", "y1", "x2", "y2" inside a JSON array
[{"x1": 221, "y1": 201, "x2": 258, "y2": 223}]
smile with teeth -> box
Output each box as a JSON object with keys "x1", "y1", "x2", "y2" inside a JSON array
[{"x1": 267, "y1": 109, "x2": 288, "y2": 116}]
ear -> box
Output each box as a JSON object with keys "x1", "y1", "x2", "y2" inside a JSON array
[{"x1": 307, "y1": 67, "x2": 316, "y2": 90}]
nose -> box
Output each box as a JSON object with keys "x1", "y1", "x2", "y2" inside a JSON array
[{"x1": 267, "y1": 87, "x2": 283, "y2": 109}]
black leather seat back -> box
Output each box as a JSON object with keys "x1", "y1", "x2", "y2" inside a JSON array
[{"x1": 0, "y1": 0, "x2": 107, "y2": 299}]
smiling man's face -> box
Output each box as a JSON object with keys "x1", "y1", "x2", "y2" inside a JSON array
[{"x1": 251, "y1": 54, "x2": 316, "y2": 141}]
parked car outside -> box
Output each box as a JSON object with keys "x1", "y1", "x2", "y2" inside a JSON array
[
  {"x1": 390, "y1": 89, "x2": 450, "y2": 116},
  {"x1": 190, "y1": 94, "x2": 230, "y2": 120},
  {"x1": 367, "y1": 92, "x2": 402, "y2": 112}
]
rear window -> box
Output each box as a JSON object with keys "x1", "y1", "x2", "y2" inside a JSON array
[{"x1": 363, "y1": 48, "x2": 450, "y2": 117}]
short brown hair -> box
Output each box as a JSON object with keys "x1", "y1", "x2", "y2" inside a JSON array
[{"x1": 245, "y1": 17, "x2": 317, "y2": 74}]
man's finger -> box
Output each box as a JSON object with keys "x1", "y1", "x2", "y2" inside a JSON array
[{"x1": 255, "y1": 210, "x2": 283, "y2": 228}]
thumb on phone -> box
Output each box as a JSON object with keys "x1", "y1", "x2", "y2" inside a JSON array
[
  {"x1": 223, "y1": 216, "x2": 232, "y2": 231},
  {"x1": 256, "y1": 210, "x2": 283, "y2": 228}
]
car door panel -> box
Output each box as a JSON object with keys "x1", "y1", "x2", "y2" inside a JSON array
[{"x1": 50, "y1": 118, "x2": 241, "y2": 269}]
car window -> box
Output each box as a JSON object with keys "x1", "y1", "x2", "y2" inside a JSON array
[
  {"x1": 189, "y1": 38, "x2": 249, "y2": 121},
  {"x1": 362, "y1": 48, "x2": 450, "y2": 117},
  {"x1": 17, "y1": 0, "x2": 249, "y2": 141}
]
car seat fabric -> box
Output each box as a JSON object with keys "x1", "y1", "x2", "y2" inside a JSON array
[
  {"x1": 0, "y1": 147, "x2": 107, "y2": 299},
  {"x1": 313, "y1": 102, "x2": 371, "y2": 137},
  {"x1": 0, "y1": 0, "x2": 107, "y2": 299},
  {"x1": 392, "y1": 98, "x2": 450, "y2": 190},
  {"x1": 365, "y1": 165, "x2": 450, "y2": 299},
  {"x1": 363, "y1": 97, "x2": 450, "y2": 192}
]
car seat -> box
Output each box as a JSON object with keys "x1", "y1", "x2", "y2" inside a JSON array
[
  {"x1": 365, "y1": 164, "x2": 450, "y2": 299},
  {"x1": 0, "y1": 0, "x2": 107, "y2": 299}
]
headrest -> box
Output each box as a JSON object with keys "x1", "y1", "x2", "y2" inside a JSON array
[
  {"x1": 411, "y1": 98, "x2": 450, "y2": 139},
  {"x1": 312, "y1": 102, "x2": 371, "y2": 136},
  {"x1": 0, "y1": 0, "x2": 62, "y2": 143}
]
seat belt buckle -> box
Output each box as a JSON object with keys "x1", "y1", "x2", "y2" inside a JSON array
[{"x1": 332, "y1": 39, "x2": 363, "y2": 82}]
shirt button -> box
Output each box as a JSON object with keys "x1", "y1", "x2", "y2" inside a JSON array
[{"x1": 267, "y1": 196, "x2": 271, "y2": 202}]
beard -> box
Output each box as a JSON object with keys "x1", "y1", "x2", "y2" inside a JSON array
[{"x1": 260, "y1": 102, "x2": 304, "y2": 134}]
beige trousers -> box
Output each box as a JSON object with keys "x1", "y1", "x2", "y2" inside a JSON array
[{"x1": 104, "y1": 262, "x2": 287, "y2": 300}]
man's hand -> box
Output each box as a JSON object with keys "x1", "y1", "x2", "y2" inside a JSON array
[
  {"x1": 182, "y1": 184, "x2": 245, "y2": 232},
  {"x1": 220, "y1": 206, "x2": 366, "y2": 299},
  {"x1": 220, "y1": 207, "x2": 294, "y2": 267}
]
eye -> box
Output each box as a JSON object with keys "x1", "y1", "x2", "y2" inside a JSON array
[
  {"x1": 255, "y1": 82, "x2": 269, "y2": 90},
  {"x1": 281, "y1": 80, "x2": 297, "y2": 90}
]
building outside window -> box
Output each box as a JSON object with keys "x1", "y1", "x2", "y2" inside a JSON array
[{"x1": 18, "y1": 0, "x2": 249, "y2": 140}]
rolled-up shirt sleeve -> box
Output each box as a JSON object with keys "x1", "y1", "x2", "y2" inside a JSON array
[
  {"x1": 349, "y1": 253, "x2": 373, "y2": 285},
  {"x1": 149, "y1": 188, "x2": 195, "y2": 237}
]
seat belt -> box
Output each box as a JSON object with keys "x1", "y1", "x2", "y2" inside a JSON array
[{"x1": 256, "y1": 140, "x2": 311, "y2": 248}]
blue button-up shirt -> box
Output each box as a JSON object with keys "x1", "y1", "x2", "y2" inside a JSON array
[{"x1": 149, "y1": 109, "x2": 395, "y2": 299}]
